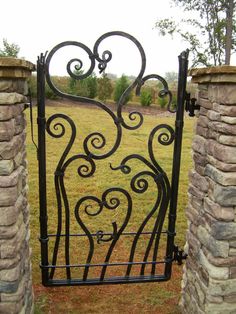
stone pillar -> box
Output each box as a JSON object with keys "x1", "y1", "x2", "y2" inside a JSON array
[
  {"x1": 180, "y1": 66, "x2": 236, "y2": 314},
  {"x1": 0, "y1": 58, "x2": 35, "y2": 314}
]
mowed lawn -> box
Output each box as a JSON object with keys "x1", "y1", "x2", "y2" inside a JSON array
[{"x1": 26, "y1": 103, "x2": 195, "y2": 314}]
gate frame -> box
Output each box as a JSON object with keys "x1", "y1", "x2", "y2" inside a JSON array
[{"x1": 37, "y1": 32, "x2": 189, "y2": 286}]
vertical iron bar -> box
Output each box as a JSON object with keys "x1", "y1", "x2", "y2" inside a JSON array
[
  {"x1": 165, "y1": 50, "x2": 189, "y2": 279},
  {"x1": 37, "y1": 53, "x2": 49, "y2": 285}
]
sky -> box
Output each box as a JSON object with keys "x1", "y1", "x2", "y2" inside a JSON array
[{"x1": 1, "y1": 0, "x2": 235, "y2": 78}]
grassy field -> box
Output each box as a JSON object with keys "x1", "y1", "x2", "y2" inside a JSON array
[{"x1": 26, "y1": 103, "x2": 194, "y2": 314}]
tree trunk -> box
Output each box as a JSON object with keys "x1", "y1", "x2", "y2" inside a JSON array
[{"x1": 225, "y1": 0, "x2": 234, "y2": 65}]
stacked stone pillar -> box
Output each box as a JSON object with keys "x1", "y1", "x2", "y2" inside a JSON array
[
  {"x1": 180, "y1": 66, "x2": 236, "y2": 313},
  {"x1": 0, "y1": 58, "x2": 34, "y2": 314}
]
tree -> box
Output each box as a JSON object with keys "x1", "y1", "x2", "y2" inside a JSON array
[
  {"x1": 97, "y1": 73, "x2": 113, "y2": 102},
  {"x1": 68, "y1": 71, "x2": 97, "y2": 98},
  {"x1": 113, "y1": 75, "x2": 132, "y2": 105},
  {"x1": 140, "y1": 89, "x2": 152, "y2": 106},
  {"x1": 155, "y1": 0, "x2": 236, "y2": 66},
  {"x1": 0, "y1": 39, "x2": 20, "y2": 58}
]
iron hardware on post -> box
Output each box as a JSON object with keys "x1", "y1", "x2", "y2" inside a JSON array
[
  {"x1": 173, "y1": 245, "x2": 188, "y2": 265},
  {"x1": 185, "y1": 92, "x2": 200, "y2": 117}
]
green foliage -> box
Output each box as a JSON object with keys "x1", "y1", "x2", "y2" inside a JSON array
[
  {"x1": 0, "y1": 38, "x2": 20, "y2": 57},
  {"x1": 155, "y1": 0, "x2": 236, "y2": 66},
  {"x1": 97, "y1": 73, "x2": 113, "y2": 102},
  {"x1": 140, "y1": 90, "x2": 152, "y2": 106},
  {"x1": 68, "y1": 71, "x2": 97, "y2": 98},
  {"x1": 28, "y1": 76, "x2": 58, "y2": 100},
  {"x1": 113, "y1": 74, "x2": 132, "y2": 105},
  {"x1": 158, "y1": 96, "x2": 168, "y2": 108}
]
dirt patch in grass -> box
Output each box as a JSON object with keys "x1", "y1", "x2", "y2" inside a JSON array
[{"x1": 44, "y1": 98, "x2": 173, "y2": 117}]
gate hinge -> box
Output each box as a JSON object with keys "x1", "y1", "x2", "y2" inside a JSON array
[
  {"x1": 185, "y1": 92, "x2": 200, "y2": 117},
  {"x1": 173, "y1": 245, "x2": 188, "y2": 265}
]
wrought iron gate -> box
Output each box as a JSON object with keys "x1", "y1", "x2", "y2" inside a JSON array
[{"x1": 37, "y1": 31, "x2": 189, "y2": 286}]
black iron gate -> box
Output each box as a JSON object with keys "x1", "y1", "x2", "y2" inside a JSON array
[{"x1": 37, "y1": 31, "x2": 190, "y2": 287}]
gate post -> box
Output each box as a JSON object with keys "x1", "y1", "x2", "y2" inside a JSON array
[
  {"x1": 0, "y1": 58, "x2": 35, "y2": 314},
  {"x1": 180, "y1": 66, "x2": 236, "y2": 313}
]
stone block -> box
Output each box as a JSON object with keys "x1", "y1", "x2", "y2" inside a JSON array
[
  {"x1": 208, "y1": 277, "x2": 236, "y2": 297},
  {"x1": 0, "y1": 223, "x2": 26, "y2": 258},
  {"x1": 0, "y1": 263, "x2": 21, "y2": 281},
  {"x1": 0, "y1": 205, "x2": 19, "y2": 226},
  {"x1": 0, "y1": 103, "x2": 24, "y2": 121},
  {"x1": 207, "y1": 110, "x2": 221, "y2": 121},
  {"x1": 188, "y1": 184, "x2": 206, "y2": 200},
  {"x1": 0, "y1": 186, "x2": 18, "y2": 206},
  {"x1": 0, "y1": 119, "x2": 15, "y2": 141},
  {"x1": 204, "y1": 248, "x2": 236, "y2": 267},
  {"x1": 0, "y1": 79, "x2": 28, "y2": 94},
  {"x1": 208, "y1": 84, "x2": 236, "y2": 104},
  {"x1": 198, "y1": 88, "x2": 209, "y2": 99},
  {"x1": 205, "y1": 164, "x2": 236, "y2": 186},
  {"x1": 229, "y1": 248, "x2": 236, "y2": 256},
  {"x1": 195, "y1": 164, "x2": 205, "y2": 176},
  {"x1": 1, "y1": 278, "x2": 25, "y2": 302},
  {"x1": 221, "y1": 116, "x2": 236, "y2": 125},
  {"x1": 197, "y1": 225, "x2": 229, "y2": 258},
  {"x1": 13, "y1": 150, "x2": 24, "y2": 168},
  {"x1": 192, "y1": 135, "x2": 207, "y2": 155},
  {"x1": 208, "y1": 129, "x2": 219, "y2": 140},
  {"x1": 230, "y1": 267, "x2": 236, "y2": 279},
  {"x1": 209, "y1": 121, "x2": 236, "y2": 135},
  {"x1": 207, "y1": 140, "x2": 236, "y2": 163},
  {"x1": 0, "y1": 300, "x2": 22, "y2": 314},
  {"x1": 196, "y1": 125, "x2": 208, "y2": 138},
  {"x1": 204, "y1": 197, "x2": 235, "y2": 222},
  {"x1": 0, "y1": 166, "x2": 24, "y2": 188},
  {"x1": 189, "y1": 170, "x2": 209, "y2": 192},
  {"x1": 211, "y1": 221, "x2": 236, "y2": 240},
  {"x1": 218, "y1": 134, "x2": 236, "y2": 146},
  {"x1": 205, "y1": 302, "x2": 236, "y2": 314},
  {"x1": 199, "y1": 107, "x2": 208, "y2": 116},
  {"x1": 213, "y1": 184, "x2": 236, "y2": 206},
  {"x1": 197, "y1": 115, "x2": 209, "y2": 128},
  {"x1": 0, "y1": 280, "x2": 19, "y2": 293},
  {"x1": 0, "y1": 132, "x2": 24, "y2": 159},
  {"x1": 213, "y1": 103, "x2": 236, "y2": 116},
  {"x1": 193, "y1": 152, "x2": 207, "y2": 167},
  {"x1": 207, "y1": 155, "x2": 236, "y2": 172},
  {"x1": 14, "y1": 113, "x2": 25, "y2": 135},
  {"x1": 0, "y1": 92, "x2": 27, "y2": 105},
  {"x1": 206, "y1": 294, "x2": 223, "y2": 304},
  {"x1": 199, "y1": 98, "x2": 213, "y2": 109},
  {"x1": 0, "y1": 159, "x2": 14, "y2": 175},
  {"x1": 199, "y1": 249, "x2": 229, "y2": 280}
]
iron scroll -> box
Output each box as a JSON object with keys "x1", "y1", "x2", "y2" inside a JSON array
[{"x1": 37, "y1": 31, "x2": 189, "y2": 286}]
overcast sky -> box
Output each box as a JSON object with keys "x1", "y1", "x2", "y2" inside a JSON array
[{"x1": 1, "y1": 0, "x2": 235, "y2": 77}]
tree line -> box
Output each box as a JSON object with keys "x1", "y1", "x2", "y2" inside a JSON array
[{"x1": 28, "y1": 72, "x2": 177, "y2": 108}]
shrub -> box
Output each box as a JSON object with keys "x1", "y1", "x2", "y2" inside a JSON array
[
  {"x1": 140, "y1": 90, "x2": 152, "y2": 106},
  {"x1": 68, "y1": 71, "x2": 97, "y2": 98},
  {"x1": 97, "y1": 74, "x2": 113, "y2": 102},
  {"x1": 113, "y1": 75, "x2": 132, "y2": 105},
  {"x1": 158, "y1": 96, "x2": 168, "y2": 108}
]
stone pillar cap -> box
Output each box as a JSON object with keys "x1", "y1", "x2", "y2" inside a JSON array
[
  {"x1": 0, "y1": 57, "x2": 35, "y2": 78},
  {"x1": 189, "y1": 66, "x2": 236, "y2": 84}
]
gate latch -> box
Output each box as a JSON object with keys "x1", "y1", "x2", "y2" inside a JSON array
[
  {"x1": 185, "y1": 92, "x2": 200, "y2": 117},
  {"x1": 173, "y1": 245, "x2": 188, "y2": 265}
]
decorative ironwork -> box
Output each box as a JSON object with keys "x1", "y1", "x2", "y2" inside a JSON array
[{"x1": 37, "y1": 31, "x2": 189, "y2": 286}]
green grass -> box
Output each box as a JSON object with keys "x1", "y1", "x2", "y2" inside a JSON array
[{"x1": 26, "y1": 103, "x2": 194, "y2": 313}]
